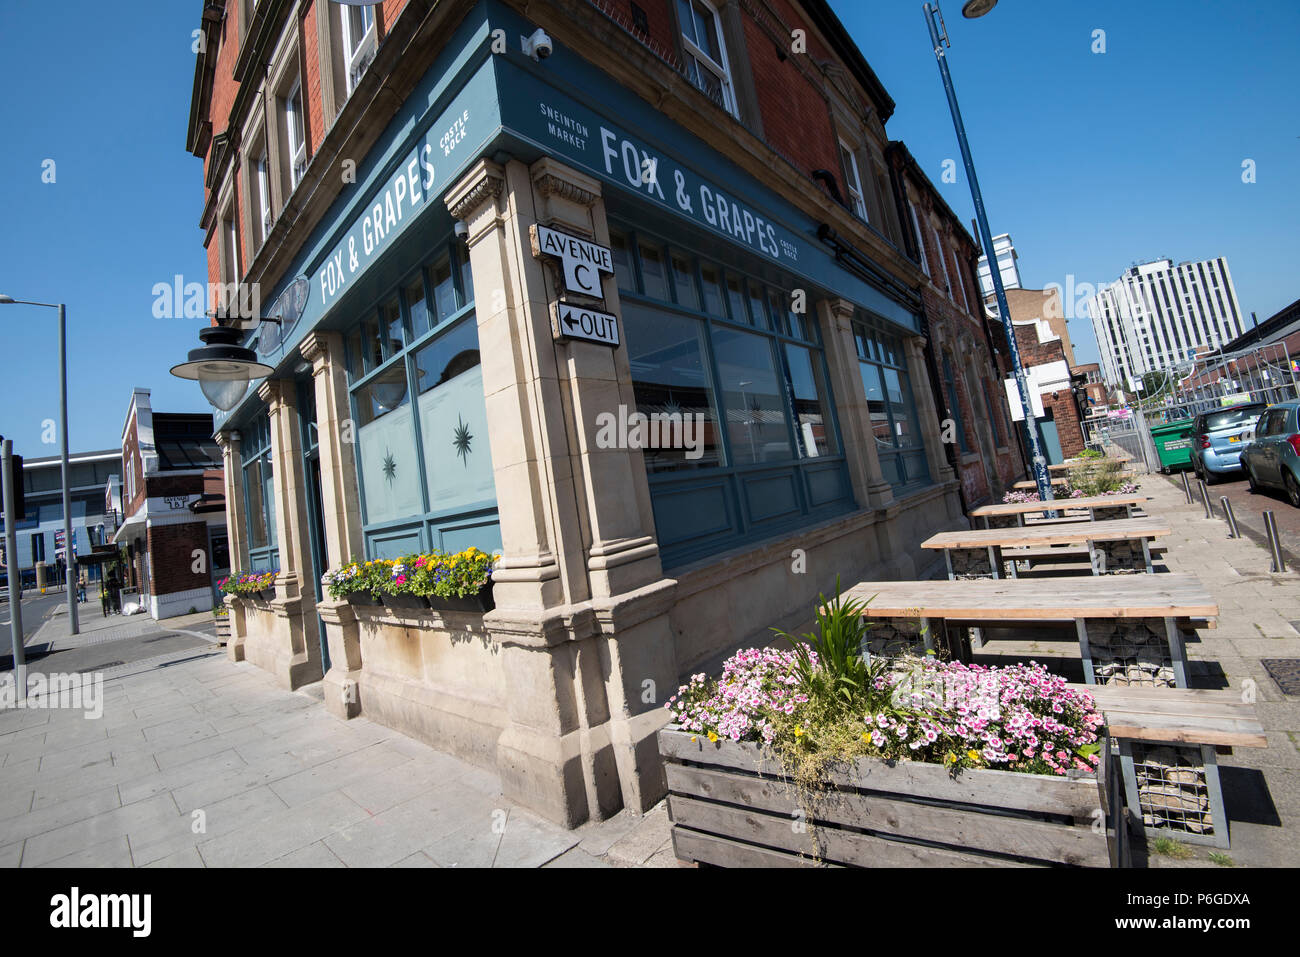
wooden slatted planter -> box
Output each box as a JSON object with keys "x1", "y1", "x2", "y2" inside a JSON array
[{"x1": 660, "y1": 727, "x2": 1128, "y2": 868}]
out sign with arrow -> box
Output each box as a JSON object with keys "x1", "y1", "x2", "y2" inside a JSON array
[{"x1": 554, "y1": 302, "x2": 620, "y2": 348}]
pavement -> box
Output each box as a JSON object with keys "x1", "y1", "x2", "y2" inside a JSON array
[
  {"x1": 3, "y1": 473, "x2": 1299, "y2": 868},
  {"x1": 0, "y1": 604, "x2": 675, "y2": 869}
]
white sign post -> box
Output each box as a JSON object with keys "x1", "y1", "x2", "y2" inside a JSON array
[
  {"x1": 554, "y1": 302, "x2": 620, "y2": 347},
  {"x1": 532, "y1": 225, "x2": 613, "y2": 298}
]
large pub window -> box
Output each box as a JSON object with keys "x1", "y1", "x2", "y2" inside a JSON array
[
  {"x1": 611, "y1": 223, "x2": 852, "y2": 568},
  {"x1": 853, "y1": 315, "x2": 931, "y2": 494},
  {"x1": 343, "y1": 237, "x2": 500, "y2": 559},
  {"x1": 240, "y1": 412, "x2": 280, "y2": 571}
]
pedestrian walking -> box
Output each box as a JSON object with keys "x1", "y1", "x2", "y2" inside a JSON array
[{"x1": 107, "y1": 569, "x2": 121, "y2": 615}]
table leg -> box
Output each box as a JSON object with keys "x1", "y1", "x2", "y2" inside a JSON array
[{"x1": 1117, "y1": 738, "x2": 1229, "y2": 848}]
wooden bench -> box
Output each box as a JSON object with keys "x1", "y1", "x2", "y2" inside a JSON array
[
  {"x1": 923, "y1": 518, "x2": 1171, "y2": 578},
  {"x1": 1078, "y1": 684, "x2": 1266, "y2": 849},
  {"x1": 970, "y1": 493, "x2": 1150, "y2": 529},
  {"x1": 841, "y1": 574, "x2": 1217, "y2": 689},
  {"x1": 1012, "y1": 472, "x2": 1137, "y2": 491}
]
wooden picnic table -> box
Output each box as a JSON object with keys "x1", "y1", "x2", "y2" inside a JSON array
[
  {"x1": 922, "y1": 518, "x2": 1171, "y2": 578},
  {"x1": 1011, "y1": 477, "x2": 1071, "y2": 489},
  {"x1": 969, "y1": 493, "x2": 1150, "y2": 529},
  {"x1": 841, "y1": 574, "x2": 1216, "y2": 688}
]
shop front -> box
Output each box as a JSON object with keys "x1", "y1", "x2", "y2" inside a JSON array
[{"x1": 209, "y1": 1, "x2": 963, "y2": 828}]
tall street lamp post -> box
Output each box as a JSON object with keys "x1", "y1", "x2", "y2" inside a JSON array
[
  {"x1": 923, "y1": 1, "x2": 1054, "y2": 503},
  {"x1": 0, "y1": 295, "x2": 80, "y2": 635}
]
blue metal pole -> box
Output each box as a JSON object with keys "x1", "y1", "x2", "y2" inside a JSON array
[{"x1": 923, "y1": 2, "x2": 1054, "y2": 503}]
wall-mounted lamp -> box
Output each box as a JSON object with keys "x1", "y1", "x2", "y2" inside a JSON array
[{"x1": 170, "y1": 325, "x2": 274, "y2": 412}]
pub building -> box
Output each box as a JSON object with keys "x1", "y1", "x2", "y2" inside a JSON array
[{"x1": 179, "y1": 0, "x2": 1013, "y2": 827}]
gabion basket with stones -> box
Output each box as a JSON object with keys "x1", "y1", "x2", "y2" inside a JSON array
[
  {"x1": 1086, "y1": 619, "x2": 1177, "y2": 687},
  {"x1": 1091, "y1": 539, "x2": 1147, "y2": 575},
  {"x1": 947, "y1": 547, "x2": 995, "y2": 580},
  {"x1": 863, "y1": 618, "x2": 929, "y2": 658},
  {"x1": 1132, "y1": 743, "x2": 1214, "y2": 836}
]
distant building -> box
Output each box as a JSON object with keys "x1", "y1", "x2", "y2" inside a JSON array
[
  {"x1": 999, "y1": 287, "x2": 1087, "y2": 463},
  {"x1": 112, "y1": 389, "x2": 228, "y2": 619},
  {"x1": 0, "y1": 448, "x2": 119, "y2": 588},
  {"x1": 1085, "y1": 257, "x2": 1245, "y2": 387},
  {"x1": 1223, "y1": 297, "x2": 1300, "y2": 354},
  {"x1": 976, "y1": 233, "x2": 1022, "y2": 298}
]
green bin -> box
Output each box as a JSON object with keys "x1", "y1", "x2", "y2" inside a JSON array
[{"x1": 1150, "y1": 420, "x2": 1195, "y2": 473}]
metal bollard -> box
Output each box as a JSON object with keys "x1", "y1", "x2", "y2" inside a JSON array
[
  {"x1": 1198, "y1": 480, "x2": 1214, "y2": 519},
  {"x1": 1219, "y1": 496, "x2": 1239, "y2": 538},
  {"x1": 1264, "y1": 511, "x2": 1287, "y2": 573},
  {"x1": 1181, "y1": 470, "x2": 1194, "y2": 504}
]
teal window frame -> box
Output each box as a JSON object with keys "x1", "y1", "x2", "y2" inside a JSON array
[
  {"x1": 343, "y1": 237, "x2": 500, "y2": 560},
  {"x1": 239, "y1": 411, "x2": 280, "y2": 571},
  {"x1": 852, "y1": 314, "x2": 931, "y2": 494},
  {"x1": 612, "y1": 221, "x2": 853, "y2": 568}
]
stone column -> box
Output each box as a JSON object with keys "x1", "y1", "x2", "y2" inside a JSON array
[
  {"x1": 254, "y1": 379, "x2": 322, "y2": 689},
  {"x1": 300, "y1": 331, "x2": 364, "y2": 718},
  {"x1": 815, "y1": 298, "x2": 895, "y2": 510},
  {"x1": 444, "y1": 156, "x2": 678, "y2": 827}
]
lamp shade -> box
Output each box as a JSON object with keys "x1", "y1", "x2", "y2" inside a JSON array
[
  {"x1": 170, "y1": 325, "x2": 274, "y2": 411},
  {"x1": 961, "y1": 0, "x2": 998, "y2": 17}
]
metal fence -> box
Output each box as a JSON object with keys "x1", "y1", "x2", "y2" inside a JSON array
[{"x1": 1082, "y1": 341, "x2": 1300, "y2": 473}]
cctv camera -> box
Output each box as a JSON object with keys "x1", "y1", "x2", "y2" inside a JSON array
[
  {"x1": 454, "y1": 220, "x2": 468, "y2": 241},
  {"x1": 522, "y1": 28, "x2": 553, "y2": 60}
]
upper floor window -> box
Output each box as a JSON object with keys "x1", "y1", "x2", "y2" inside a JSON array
[
  {"x1": 255, "y1": 152, "x2": 272, "y2": 241},
  {"x1": 341, "y1": 3, "x2": 377, "y2": 96},
  {"x1": 677, "y1": 0, "x2": 737, "y2": 117},
  {"x1": 283, "y1": 79, "x2": 307, "y2": 189},
  {"x1": 908, "y1": 202, "x2": 930, "y2": 276},
  {"x1": 839, "y1": 141, "x2": 868, "y2": 222}
]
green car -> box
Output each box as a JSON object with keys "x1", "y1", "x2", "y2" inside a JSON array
[{"x1": 1241, "y1": 400, "x2": 1300, "y2": 508}]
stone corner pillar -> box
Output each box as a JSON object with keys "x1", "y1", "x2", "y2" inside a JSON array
[
  {"x1": 444, "y1": 154, "x2": 680, "y2": 829},
  {"x1": 316, "y1": 597, "x2": 362, "y2": 719},
  {"x1": 223, "y1": 593, "x2": 246, "y2": 663}
]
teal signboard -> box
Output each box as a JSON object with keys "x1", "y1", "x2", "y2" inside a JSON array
[{"x1": 494, "y1": 55, "x2": 918, "y2": 331}]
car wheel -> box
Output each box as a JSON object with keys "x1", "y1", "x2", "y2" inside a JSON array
[
  {"x1": 1247, "y1": 466, "x2": 1261, "y2": 494},
  {"x1": 1287, "y1": 472, "x2": 1300, "y2": 509}
]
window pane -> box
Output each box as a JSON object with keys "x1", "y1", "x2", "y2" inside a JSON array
[
  {"x1": 361, "y1": 315, "x2": 383, "y2": 372},
  {"x1": 356, "y1": 399, "x2": 422, "y2": 526},
  {"x1": 263, "y1": 453, "x2": 277, "y2": 550},
  {"x1": 670, "y1": 253, "x2": 699, "y2": 311},
  {"x1": 381, "y1": 297, "x2": 404, "y2": 357},
  {"x1": 884, "y1": 367, "x2": 922, "y2": 450},
  {"x1": 413, "y1": 319, "x2": 479, "y2": 395},
  {"x1": 611, "y1": 230, "x2": 636, "y2": 292},
  {"x1": 766, "y1": 289, "x2": 789, "y2": 336},
  {"x1": 747, "y1": 283, "x2": 769, "y2": 329},
  {"x1": 639, "y1": 241, "x2": 668, "y2": 301},
  {"x1": 456, "y1": 244, "x2": 474, "y2": 307},
  {"x1": 623, "y1": 302, "x2": 723, "y2": 472},
  {"x1": 430, "y1": 255, "x2": 456, "y2": 322},
  {"x1": 244, "y1": 459, "x2": 268, "y2": 550},
  {"x1": 345, "y1": 328, "x2": 363, "y2": 380},
  {"x1": 700, "y1": 262, "x2": 726, "y2": 318},
  {"x1": 725, "y1": 274, "x2": 747, "y2": 324},
  {"x1": 860, "y1": 362, "x2": 894, "y2": 450},
  {"x1": 784, "y1": 344, "x2": 836, "y2": 456},
  {"x1": 691, "y1": 0, "x2": 722, "y2": 62},
  {"x1": 414, "y1": 319, "x2": 495, "y2": 514},
  {"x1": 406, "y1": 274, "x2": 430, "y2": 340},
  {"x1": 713, "y1": 326, "x2": 792, "y2": 466},
  {"x1": 355, "y1": 364, "x2": 410, "y2": 427}
]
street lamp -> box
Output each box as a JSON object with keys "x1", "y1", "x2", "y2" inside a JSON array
[
  {"x1": 169, "y1": 325, "x2": 274, "y2": 412},
  {"x1": 922, "y1": 1, "x2": 1054, "y2": 503},
  {"x1": 0, "y1": 294, "x2": 81, "y2": 634}
]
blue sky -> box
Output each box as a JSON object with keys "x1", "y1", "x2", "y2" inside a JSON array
[
  {"x1": 840, "y1": 0, "x2": 1300, "y2": 365},
  {"x1": 1, "y1": 1, "x2": 1297, "y2": 459}
]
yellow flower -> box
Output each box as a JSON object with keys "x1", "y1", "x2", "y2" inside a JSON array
[
  {"x1": 707, "y1": 731, "x2": 718, "y2": 743},
  {"x1": 690, "y1": 735, "x2": 698, "y2": 743},
  {"x1": 861, "y1": 733, "x2": 870, "y2": 743},
  {"x1": 794, "y1": 726, "x2": 804, "y2": 738},
  {"x1": 967, "y1": 750, "x2": 981, "y2": 762}
]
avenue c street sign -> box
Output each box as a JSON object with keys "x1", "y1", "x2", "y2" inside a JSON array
[
  {"x1": 531, "y1": 224, "x2": 613, "y2": 298},
  {"x1": 554, "y1": 302, "x2": 620, "y2": 347}
]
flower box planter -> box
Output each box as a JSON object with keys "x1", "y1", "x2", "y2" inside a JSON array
[
  {"x1": 427, "y1": 584, "x2": 494, "y2": 614},
  {"x1": 380, "y1": 593, "x2": 431, "y2": 612},
  {"x1": 256, "y1": 588, "x2": 276, "y2": 602},
  {"x1": 658, "y1": 727, "x2": 1128, "y2": 868},
  {"x1": 345, "y1": 591, "x2": 382, "y2": 608}
]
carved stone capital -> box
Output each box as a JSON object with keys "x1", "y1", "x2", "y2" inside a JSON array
[
  {"x1": 445, "y1": 158, "x2": 505, "y2": 222},
  {"x1": 299, "y1": 330, "x2": 340, "y2": 376},
  {"x1": 530, "y1": 157, "x2": 601, "y2": 209}
]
